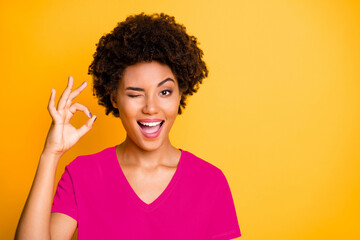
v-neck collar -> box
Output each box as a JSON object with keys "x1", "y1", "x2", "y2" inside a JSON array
[{"x1": 111, "y1": 145, "x2": 184, "y2": 212}]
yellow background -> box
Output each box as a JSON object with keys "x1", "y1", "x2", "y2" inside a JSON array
[{"x1": 1, "y1": 0, "x2": 360, "y2": 239}]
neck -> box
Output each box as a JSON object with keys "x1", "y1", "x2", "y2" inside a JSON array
[{"x1": 117, "y1": 135, "x2": 180, "y2": 169}]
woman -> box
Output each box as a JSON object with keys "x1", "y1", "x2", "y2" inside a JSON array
[{"x1": 15, "y1": 13, "x2": 241, "y2": 239}]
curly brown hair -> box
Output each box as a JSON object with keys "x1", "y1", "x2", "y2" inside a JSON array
[{"x1": 88, "y1": 12, "x2": 208, "y2": 117}]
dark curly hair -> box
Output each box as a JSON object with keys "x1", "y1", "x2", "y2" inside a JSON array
[{"x1": 88, "y1": 12, "x2": 208, "y2": 117}]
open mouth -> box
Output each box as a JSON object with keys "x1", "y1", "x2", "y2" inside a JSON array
[{"x1": 137, "y1": 120, "x2": 165, "y2": 135}]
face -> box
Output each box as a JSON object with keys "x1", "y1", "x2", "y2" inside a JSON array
[{"x1": 111, "y1": 61, "x2": 181, "y2": 151}]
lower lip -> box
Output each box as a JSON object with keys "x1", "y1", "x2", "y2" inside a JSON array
[{"x1": 138, "y1": 122, "x2": 164, "y2": 139}]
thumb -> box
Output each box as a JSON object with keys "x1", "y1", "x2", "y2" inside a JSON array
[{"x1": 77, "y1": 115, "x2": 97, "y2": 139}]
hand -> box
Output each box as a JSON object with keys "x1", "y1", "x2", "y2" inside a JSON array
[{"x1": 42, "y1": 76, "x2": 97, "y2": 157}]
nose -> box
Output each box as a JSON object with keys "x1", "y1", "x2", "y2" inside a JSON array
[{"x1": 142, "y1": 95, "x2": 159, "y2": 115}]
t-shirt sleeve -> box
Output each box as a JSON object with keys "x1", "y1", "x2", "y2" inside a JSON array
[
  {"x1": 207, "y1": 170, "x2": 241, "y2": 239},
  {"x1": 51, "y1": 165, "x2": 78, "y2": 221}
]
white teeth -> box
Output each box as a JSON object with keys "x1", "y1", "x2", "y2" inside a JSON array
[{"x1": 139, "y1": 121, "x2": 162, "y2": 127}]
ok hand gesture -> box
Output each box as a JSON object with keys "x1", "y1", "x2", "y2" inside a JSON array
[{"x1": 42, "y1": 76, "x2": 97, "y2": 158}]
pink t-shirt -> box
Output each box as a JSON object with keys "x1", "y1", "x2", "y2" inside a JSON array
[{"x1": 51, "y1": 146, "x2": 241, "y2": 239}]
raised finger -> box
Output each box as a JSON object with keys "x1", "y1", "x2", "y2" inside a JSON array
[
  {"x1": 47, "y1": 89, "x2": 61, "y2": 121},
  {"x1": 57, "y1": 76, "x2": 74, "y2": 111},
  {"x1": 66, "y1": 81, "x2": 88, "y2": 108}
]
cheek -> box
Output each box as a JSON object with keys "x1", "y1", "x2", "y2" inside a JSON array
[
  {"x1": 118, "y1": 98, "x2": 139, "y2": 119},
  {"x1": 163, "y1": 97, "x2": 181, "y2": 117}
]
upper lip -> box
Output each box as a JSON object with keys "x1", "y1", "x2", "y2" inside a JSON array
[{"x1": 137, "y1": 118, "x2": 164, "y2": 123}]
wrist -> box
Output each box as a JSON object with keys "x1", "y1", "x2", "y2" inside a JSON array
[{"x1": 40, "y1": 150, "x2": 62, "y2": 162}]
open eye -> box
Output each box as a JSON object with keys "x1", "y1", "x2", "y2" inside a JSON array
[{"x1": 160, "y1": 90, "x2": 172, "y2": 96}]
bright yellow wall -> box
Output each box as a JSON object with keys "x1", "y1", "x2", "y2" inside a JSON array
[{"x1": 1, "y1": 0, "x2": 360, "y2": 239}]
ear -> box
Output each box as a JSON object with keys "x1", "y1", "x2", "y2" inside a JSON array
[
  {"x1": 178, "y1": 90, "x2": 183, "y2": 104},
  {"x1": 110, "y1": 92, "x2": 118, "y2": 108}
]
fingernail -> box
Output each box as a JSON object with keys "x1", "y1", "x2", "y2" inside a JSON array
[
  {"x1": 89, "y1": 112, "x2": 92, "y2": 118},
  {"x1": 94, "y1": 116, "x2": 97, "y2": 122},
  {"x1": 82, "y1": 81, "x2": 87, "y2": 85}
]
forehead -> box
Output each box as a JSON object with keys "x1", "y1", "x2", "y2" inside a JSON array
[{"x1": 121, "y1": 61, "x2": 176, "y2": 87}]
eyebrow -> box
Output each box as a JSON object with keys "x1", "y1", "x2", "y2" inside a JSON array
[
  {"x1": 125, "y1": 78, "x2": 175, "y2": 91},
  {"x1": 158, "y1": 78, "x2": 175, "y2": 87}
]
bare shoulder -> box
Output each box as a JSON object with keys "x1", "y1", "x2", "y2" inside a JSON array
[{"x1": 50, "y1": 212, "x2": 77, "y2": 240}]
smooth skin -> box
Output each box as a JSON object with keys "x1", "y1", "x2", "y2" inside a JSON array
[
  {"x1": 15, "y1": 61, "x2": 183, "y2": 239},
  {"x1": 15, "y1": 76, "x2": 96, "y2": 240},
  {"x1": 112, "y1": 61, "x2": 182, "y2": 204}
]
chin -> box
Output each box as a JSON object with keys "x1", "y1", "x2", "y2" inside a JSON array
[
  {"x1": 136, "y1": 139, "x2": 165, "y2": 152},
  {"x1": 125, "y1": 131, "x2": 166, "y2": 152}
]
